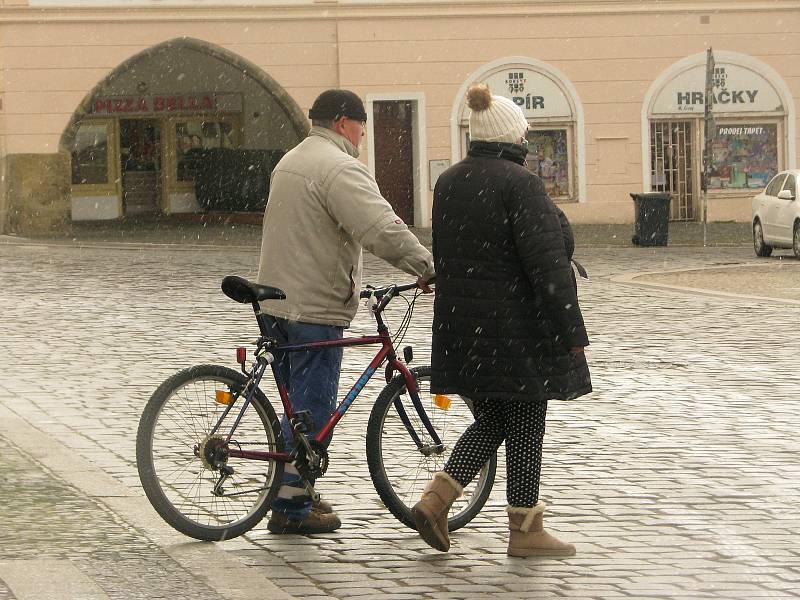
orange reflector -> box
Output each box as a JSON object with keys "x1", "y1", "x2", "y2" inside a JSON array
[
  {"x1": 433, "y1": 394, "x2": 451, "y2": 410},
  {"x1": 215, "y1": 390, "x2": 233, "y2": 405}
]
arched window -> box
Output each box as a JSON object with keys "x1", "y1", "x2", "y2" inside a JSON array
[{"x1": 451, "y1": 57, "x2": 585, "y2": 203}]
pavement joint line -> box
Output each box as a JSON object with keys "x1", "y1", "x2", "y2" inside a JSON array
[
  {"x1": 609, "y1": 264, "x2": 800, "y2": 306},
  {"x1": 0, "y1": 236, "x2": 259, "y2": 253},
  {"x1": 0, "y1": 404, "x2": 296, "y2": 600}
]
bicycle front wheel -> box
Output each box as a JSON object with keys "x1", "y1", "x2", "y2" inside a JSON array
[
  {"x1": 367, "y1": 366, "x2": 496, "y2": 531},
  {"x1": 136, "y1": 364, "x2": 284, "y2": 541}
]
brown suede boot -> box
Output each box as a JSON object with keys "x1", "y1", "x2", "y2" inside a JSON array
[
  {"x1": 267, "y1": 508, "x2": 341, "y2": 534},
  {"x1": 411, "y1": 472, "x2": 463, "y2": 551},
  {"x1": 507, "y1": 502, "x2": 576, "y2": 557}
]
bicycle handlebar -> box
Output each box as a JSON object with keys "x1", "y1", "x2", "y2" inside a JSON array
[{"x1": 359, "y1": 281, "x2": 420, "y2": 300}]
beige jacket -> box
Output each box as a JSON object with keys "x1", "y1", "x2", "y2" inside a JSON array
[{"x1": 257, "y1": 126, "x2": 435, "y2": 326}]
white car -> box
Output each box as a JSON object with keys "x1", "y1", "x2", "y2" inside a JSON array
[{"x1": 751, "y1": 168, "x2": 800, "y2": 257}]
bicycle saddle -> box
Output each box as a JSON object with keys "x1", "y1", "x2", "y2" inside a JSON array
[{"x1": 221, "y1": 276, "x2": 286, "y2": 303}]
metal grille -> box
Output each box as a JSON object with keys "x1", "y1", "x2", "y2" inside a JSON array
[{"x1": 651, "y1": 121, "x2": 694, "y2": 221}]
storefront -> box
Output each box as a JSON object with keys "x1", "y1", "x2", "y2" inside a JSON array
[
  {"x1": 450, "y1": 57, "x2": 586, "y2": 204},
  {"x1": 64, "y1": 38, "x2": 307, "y2": 221},
  {"x1": 644, "y1": 51, "x2": 795, "y2": 221},
  {"x1": 1, "y1": 1, "x2": 798, "y2": 233}
]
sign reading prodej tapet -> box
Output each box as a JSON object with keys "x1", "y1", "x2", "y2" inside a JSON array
[{"x1": 651, "y1": 63, "x2": 783, "y2": 115}]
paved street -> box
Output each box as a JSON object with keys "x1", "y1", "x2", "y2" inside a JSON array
[{"x1": 1, "y1": 237, "x2": 799, "y2": 599}]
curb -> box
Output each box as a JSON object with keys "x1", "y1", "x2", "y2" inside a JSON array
[
  {"x1": 0, "y1": 404, "x2": 295, "y2": 600},
  {"x1": 610, "y1": 263, "x2": 800, "y2": 306}
]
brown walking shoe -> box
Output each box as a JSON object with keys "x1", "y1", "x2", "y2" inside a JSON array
[
  {"x1": 312, "y1": 496, "x2": 334, "y2": 514},
  {"x1": 267, "y1": 508, "x2": 341, "y2": 534}
]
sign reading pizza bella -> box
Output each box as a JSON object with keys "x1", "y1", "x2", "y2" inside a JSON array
[{"x1": 90, "y1": 93, "x2": 241, "y2": 115}]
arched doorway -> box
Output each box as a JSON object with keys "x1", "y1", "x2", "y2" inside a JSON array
[
  {"x1": 642, "y1": 51, "x2": 796, "y2": 221},
  {"x1": 450, "y1": 56, "x2": 586, "y2": 204},
  {"x1": 62, "y1": 37, "x2": 308, "y2": 220}
]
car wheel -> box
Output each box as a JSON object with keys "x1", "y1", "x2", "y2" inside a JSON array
[
  {"x1": 753, "y1": 219, "x2": 772, "y2": 257},
  {"x1": 794, "y1": 221, "x2": 800, "y2": 258}
]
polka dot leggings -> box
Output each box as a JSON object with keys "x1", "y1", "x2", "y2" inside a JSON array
[{"x1": 444, "y1": 399, "x2": 547, "y2": 507}]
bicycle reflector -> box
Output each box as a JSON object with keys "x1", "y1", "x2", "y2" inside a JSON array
[
  {"x1": 236, "y1": 346, "x2": 246, "y2": 365},
  {"x1": 215, "y1": 390, "x2": 233, "y2": 405},
  {"x1": 433, "y1": 394, "x2": 452, "y2": 410}
]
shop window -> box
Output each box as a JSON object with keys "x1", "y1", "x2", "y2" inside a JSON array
[
  {"x1": 71, "y1": 122, "x2": 110, "y2": 185},
  {"x1": 525, "y1": 129, "x2": 570, "y2": 199},
  {"x1": 462, "y1": 128, "x2": 573, "y2": 200},
  {"x1": 708, "y1": 123, "x2": 778, "y2": 190},
  {"x1": 175, "y1": 120, "x2": 236, "y2": 182}
]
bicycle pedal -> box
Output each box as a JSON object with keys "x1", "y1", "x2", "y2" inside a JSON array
[{"x1": 291, "y1": 410, "x2": 314, "y2": 432}]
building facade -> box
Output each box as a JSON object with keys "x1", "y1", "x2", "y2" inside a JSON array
[{"x1": 0, "y1": 0, "x2": 797, "y2": 232}]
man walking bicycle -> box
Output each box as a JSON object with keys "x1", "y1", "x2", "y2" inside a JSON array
[{"x1": 256, "y1": 89, "x2": 435, "y2": 534}]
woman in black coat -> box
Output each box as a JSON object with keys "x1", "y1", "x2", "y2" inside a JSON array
[{"x1": 412, "y1": 83, "x2": 591, "y2": 558}]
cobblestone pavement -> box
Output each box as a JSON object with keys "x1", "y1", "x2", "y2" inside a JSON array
[{"x1": 1, "y1": 239, "x2": 799, "y2": 599}]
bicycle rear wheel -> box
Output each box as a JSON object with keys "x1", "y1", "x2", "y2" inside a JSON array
[
  {"x1": 136, "y1": 364, "x2": 284, "y2": 541},
  {"x1": 367, "y1": 366, "x2": 496, "y2": 531}
]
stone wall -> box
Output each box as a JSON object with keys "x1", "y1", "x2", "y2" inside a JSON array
[{"x1": 2, "y1": 153, "x2": 71, "y2": 236}]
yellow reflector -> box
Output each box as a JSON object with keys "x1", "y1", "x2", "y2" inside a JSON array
[
  {"x1": 215, "y1": 390, "x2": 233, "y2": 405},
  {"x1": 433, "y1": 394, "x2": 452, "y2": 410}
]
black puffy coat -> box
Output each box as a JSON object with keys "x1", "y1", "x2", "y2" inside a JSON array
[{"x1": 430, "y1": 141, "x2": 591, "y2": 402}]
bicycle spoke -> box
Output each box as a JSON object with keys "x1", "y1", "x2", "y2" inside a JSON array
[
  {"x1": 142, "y1": 370, "x2": 281, "y2": 532},
  {"x1": 370, "y1": 369, "x2": 494, "y2": 530}
]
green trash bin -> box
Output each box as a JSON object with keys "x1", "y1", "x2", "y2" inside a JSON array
[{"x1": 630, "y1": 192, "x2": 671, "y2": 246}]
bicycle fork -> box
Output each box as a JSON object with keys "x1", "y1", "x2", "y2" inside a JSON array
[{"x1": 393, "y1": 382, "x2": 445, "y2": 456}]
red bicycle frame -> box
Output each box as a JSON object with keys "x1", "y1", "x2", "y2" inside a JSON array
[{"x1": 224, "y1": 285, "x2": 429, "y2": 464}]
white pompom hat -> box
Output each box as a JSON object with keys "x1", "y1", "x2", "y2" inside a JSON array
[{"x1": 467, "y1": 84, "x2": 529, "y2": 144}]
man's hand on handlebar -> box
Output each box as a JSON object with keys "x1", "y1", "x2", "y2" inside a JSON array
[{"x1": 416, "y1": 276, "x2": 433, "y2": 294}]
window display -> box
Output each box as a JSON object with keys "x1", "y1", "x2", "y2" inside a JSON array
[
  {"x1": 176, "y1": 120, "x2": 235, "y2": 181},
  {"x1": 71, "y1": 122, "x2": 110, "y2": 185},
  {"x1": 708, "y1": 123, "x2": 778, "y2": 190},
  {"x1": 525, "y1": 129, "x2": 570, "y2": 198},
  {"x1": 462, "y1": 126, "x2": 572, "y2": 200}
]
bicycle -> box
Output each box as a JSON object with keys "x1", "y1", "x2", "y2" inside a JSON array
[{"x1": 136, "y1": 275, "x2": 496, "y2": 541}]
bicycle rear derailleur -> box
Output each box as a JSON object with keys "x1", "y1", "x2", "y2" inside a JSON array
[{"x1": 195, "y1": 435, "x2": 234, "y2": 496}]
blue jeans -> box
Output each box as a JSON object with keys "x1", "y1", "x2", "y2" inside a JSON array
[{"x1": 263, "y1": 315, "x2": 343, "y2": 518}]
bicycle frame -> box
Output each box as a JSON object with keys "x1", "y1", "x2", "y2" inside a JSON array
[{"x1": 218, "y1": 290, "x2": 443, "y2": 465}]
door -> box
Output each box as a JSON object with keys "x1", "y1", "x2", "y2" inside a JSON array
[
  {"x1": 775, "y1": 173, "x2": 797, "y2": 243},
  {"x1": 120, "y1": 119, "x2": 162, "y2": 215},
  {"x1": 762, "y1": 173, "x2": 787, "y2": 240},
  {"x1": 651, "y1": 121, "x2": 695, "y2": 221},
  {"x1": 373, "y1": 100, "x2": 414, "y2": 224}
]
